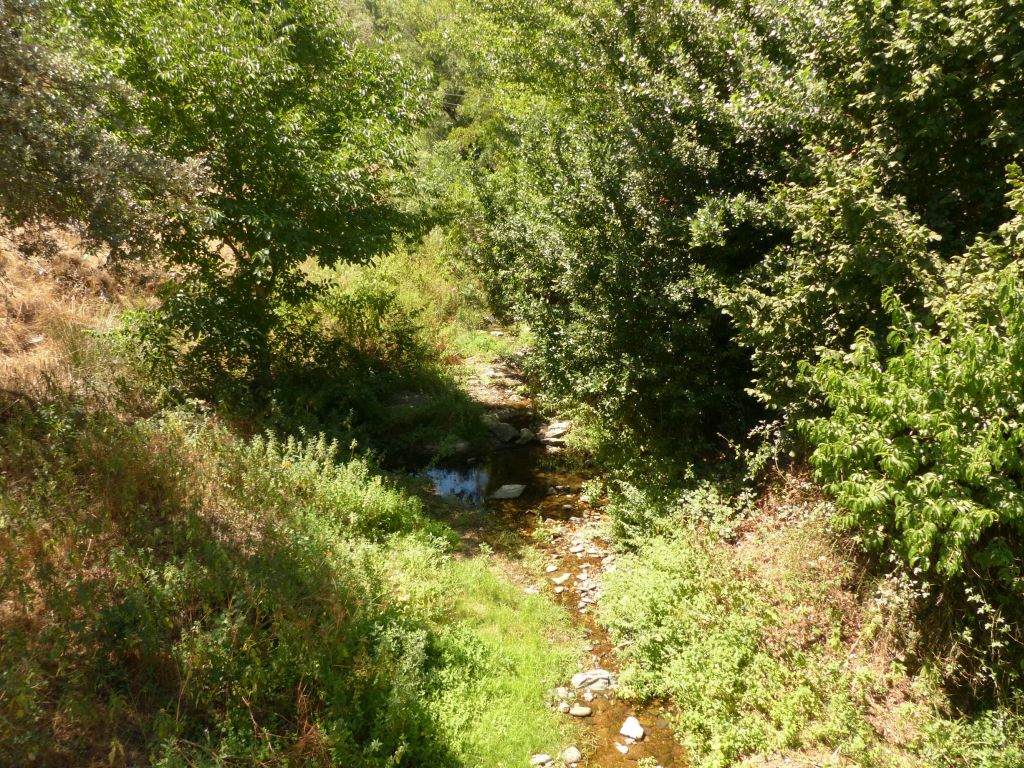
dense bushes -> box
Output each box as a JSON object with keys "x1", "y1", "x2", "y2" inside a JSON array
[
  {"x1": 802, "y1": 182, "x2": 1024, "y2": 681},
  {"x1": 400, "y1": 0, "x2": 1024, "y2": 455},
  {"x1": 0, "y1": 0, "x2": 201, "y2": 253}
]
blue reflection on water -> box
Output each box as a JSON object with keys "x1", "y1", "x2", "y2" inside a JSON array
[{"x1": 425, "y1": 465, "x2": 491, "y2": 506}]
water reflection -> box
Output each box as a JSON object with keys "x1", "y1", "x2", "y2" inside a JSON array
[{"x1": 425, "y1": 465, "x2": 491, "y2": 505}]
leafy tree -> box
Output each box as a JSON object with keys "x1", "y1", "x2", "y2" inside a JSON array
[
  {"x1": 60, "y1": 0, "x2": 427, "y2": 397},
  {"x1": 0, "y1": 0, "x2": 200, "y2": 254},
  {"x1": 834, "y1": 0, "x2": 1024, "y2": 251},
  {"x1": 428, "y1": 0, "x2": 838, "y2": 451}
]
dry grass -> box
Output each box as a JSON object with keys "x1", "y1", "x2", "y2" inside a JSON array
[
  {"x1": 732, "y1": 468, "x2": 945, "y2": 764},
  {"x1": 0, "y1": 222, "x2": 157, "y2": 393}
]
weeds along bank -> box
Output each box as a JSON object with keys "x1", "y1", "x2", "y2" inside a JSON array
[
  {"x1": 0, "y1": 274, "x2": 577, "y2": 765},
  {"x1": 594, "y1": 473, "x2": 1024, "y2": 768}
]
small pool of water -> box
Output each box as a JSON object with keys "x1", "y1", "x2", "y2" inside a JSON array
[
  {"x1": 423, "y1": 445, "x2": 546, "y2": 507},
  {"x1": 424, "y1": 465, "x2": 492, "y2": 505}
]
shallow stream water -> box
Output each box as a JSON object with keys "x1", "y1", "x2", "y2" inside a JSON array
[{"x1": 425, "y1": 432, "x2": 687, "y2": 767}]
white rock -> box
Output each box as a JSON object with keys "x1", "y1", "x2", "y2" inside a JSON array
[
  {"x1": 557, "y1": 701, "x2": 570, "y2": 713},
  {"x1": 484, "y1": 416, "x2": 520, "y2": 443},
  {"x1": 545, "y1": 564, "x2": 558, "y2": 573},
  {"x1": 552, "y1": 573, "x2": 571, "y2": 585},
  {"x1": 619, "y1": 716, "x2": 645, "y2": 741},
  {"x1": 568, "y1": 705, "x2": 592, "y2": 717},
  {"x1": 615, "y1": 743, "x2": 628, "y2": 754},
  {"x1": 561, "y1": 746, "x2": 582, "y2": 764},
  {"x1": 490, "y1": 483, "x2": 526, "y2": 499},
  {"x1": 530, "y1": 755, "x2": 551, "y2": 766}
]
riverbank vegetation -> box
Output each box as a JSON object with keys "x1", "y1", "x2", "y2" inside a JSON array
[{"x1": 2, "y1": 0, "x2": 1023, "y2": 764}]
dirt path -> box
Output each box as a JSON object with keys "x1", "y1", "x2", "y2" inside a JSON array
[{"x1": 425, "y1": 357, "x2": 686, "y2": 768}]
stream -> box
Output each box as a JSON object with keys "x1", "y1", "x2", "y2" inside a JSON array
[{"x1": 424, "y1": 362, "x2": 687, "y2": 767}]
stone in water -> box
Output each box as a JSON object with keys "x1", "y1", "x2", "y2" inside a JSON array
[
  {"x1": 490, "y1": 484, "x2": 526, "y2": 499},
  {"x1": 619, "y1": 716, "x2": 645, "y2": 741}
]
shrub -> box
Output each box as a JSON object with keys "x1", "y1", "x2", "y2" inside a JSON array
[
  {"x1": 0, "y1": 0, "x2": 201, "y2": 254},
  {"x1": 801, "y1": 181, "x2": 1024, "y2": 680},
  {"x1": 57, "y1": 0, "x2": 427, "y2": 395}
]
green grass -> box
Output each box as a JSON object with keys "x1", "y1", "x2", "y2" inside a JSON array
[
  {"x1": 0, "y1": 326, "x2": 578, "y2": 766},
  {"x1": 430, "y1": 557, "x2": 579, "y2": 767},
  {"x1": 598, "y1": 484, "x2": 1024, "y2": 768}
]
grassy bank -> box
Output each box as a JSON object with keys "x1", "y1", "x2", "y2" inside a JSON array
[
  {"x1": 0, "y1": 233, "x2": 576, "y2": 767},
  {"x1": 596, "y1": 472, "x2": 1024, "y2": 767}
]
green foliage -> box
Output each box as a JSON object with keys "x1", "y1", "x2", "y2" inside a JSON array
[
  {"x1": 0, "y1": 367, "x2": 573, "y2": 766},
  {"x1": 600, "y1": 535, "x2": 871, "y2": 767},
  {"x1": 834, "y1": 0, "x2": 1024, "y2": 250},
  {"x1": 920, "y1": 706, "x2": 1024, "y2": 768},
  {"x1": 728, "y1": 148, "x2": 940, "y2": 411},
  {"x1": 437, "y1": 0, "x2": 830, "y2": 448},
  {"x1": 0, "y1": 0, "x2": 201, "y2": 253},
  {"x1": 55, "y1": 0, "x2": 427, "y2": 394},
  {"x1": 392, "y1": 0, "x2": 1024, "y2": 461},
  {"x1": 801, "y1": 182, "x2": 1024, "y2": 679}
]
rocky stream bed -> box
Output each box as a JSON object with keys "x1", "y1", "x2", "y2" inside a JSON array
[{"x1": 423, "y1": 360, "x2": 687, "y2": 768}]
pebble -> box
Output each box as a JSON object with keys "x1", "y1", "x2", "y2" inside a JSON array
[
  {"x1": 568, "y1": 705, "x2": 592, "y2": 717},
  {"x1": 545, "y1": 564, "x2": 558, "y2": 573},
  {"x1": 555, "y1": 686, "x2": 571, "y2": 699},
  {"x1": 554, "y1": 586, "x2": 566, "y2": 593},
  {"x1": 557, "y1": 701, "x2": 570, "y2": 713},
  {"x1": 524, "y1": 587, "x2": 539, "y2": 595},
  {"x1": 530, "y1": 755, "x2": 551, "y2": 766},
  {"x1": 562, "y1": 746, "x2": 582, "y2": 764},
  {"x1": 582, "y1": 689, "x2": 595, "y2": 702},
  {"x1": 552, "y1": 573, "x2": 571, "y2": 585},
  {"x1": 620, "y1": 716, "x2": 645, "y2": 741},
  {"x1": 615, "y1": 743, "x2": 628, "y2": 755}
]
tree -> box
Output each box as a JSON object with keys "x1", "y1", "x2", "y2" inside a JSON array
[
  {"x1": 61, "y1": 0, "x2": 427, "y2": 396},
  {"x1": 0, "y1": 0, "x2": 200, "y2": 254}
]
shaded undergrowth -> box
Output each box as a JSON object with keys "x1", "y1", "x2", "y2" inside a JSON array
[{"x1": 0, "y1": 320, "x2": 575, "y2": 767}]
